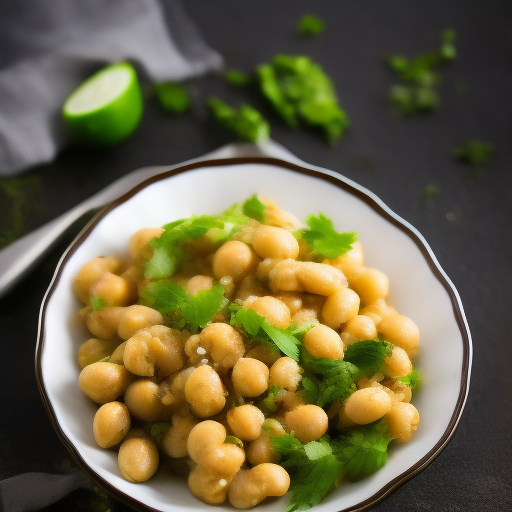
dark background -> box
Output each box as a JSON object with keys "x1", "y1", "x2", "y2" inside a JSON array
[{"x1": 1, "y1": 1, "x2": 511, "y2": 511}]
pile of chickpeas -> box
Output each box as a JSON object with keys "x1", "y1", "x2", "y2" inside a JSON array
[{"x1": 74, "y1": 196, "x2": 420, "y2": 509}]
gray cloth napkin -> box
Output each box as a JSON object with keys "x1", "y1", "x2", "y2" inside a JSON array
[{"x1": 0, "y1": 0, "x2": 223, "y2": 176}]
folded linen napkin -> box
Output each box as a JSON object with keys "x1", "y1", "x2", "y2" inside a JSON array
[{"x1": 0, "y1": 0, "x2": 223, "y2": 176}]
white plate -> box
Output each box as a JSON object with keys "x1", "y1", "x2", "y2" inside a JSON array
[{"x1": 36, "y1": 157, "x2": 472, "y2": 512}]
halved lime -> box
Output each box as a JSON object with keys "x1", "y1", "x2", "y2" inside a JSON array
[{"x1": 62, "y1": 62, "x2": 143, "y2": 146}]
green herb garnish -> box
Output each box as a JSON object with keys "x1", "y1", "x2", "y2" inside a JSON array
[
  {"x1": 208, "y1": 97, "x2": 270, "y2": 143},
  {"x1": 298, "y1": 213, "x2": 358, "y2": 260},
  {"x1": 343, "y1": 339, "x2": 393, "y2": 378},
  {"x1": 397, "y1": 368, "x2": 423, "y2": 392},
  {"x1": 224, "y1": 70, "x2": 251, "y2": 87},
  {"x1": 452, "y1": 139, "x2": 495, "y2": 165},
  {"x1": 257, "y1": 55, "x2": 349, "y2": 144},
  {"x1": 242, "y1": 194, "x2": 266, "y2": 222},
  {"x1": 90, "y1": 296, "x2": 108, "y2": 311},
  {"x1": 230, "y1": 304, "x2": 301, "y2": 360},
  {"x1": 155, "y1": 83, "x2": 189, "y2": 114},
  {"x1": 297, "y1": 15, "x2": 325, "y2": 36},
  {"x1": 388, "y1": 84, "x2": 439, "y2": 116},
  {"x1": 225, "y1": 435, "x2": 244, "y2": 448},
  {"x1": 140, "y1": 281, "x2": 228, "y2": 333},
  {"x1": 423, "y1": 184, "x2": 440, "y2": 198}
]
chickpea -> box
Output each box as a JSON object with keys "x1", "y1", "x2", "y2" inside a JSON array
[
  {"x1": 78, "y1": 362, "x2": 135, "y2": 403},
  {"x1": 187, "y1": 420, "x2": 227, "y2": 461},
  {"x1": 198, "y1": 323, "x2": 245, "y2": 369},
  {"x1": 245, "y1": 296, "x2": 291, "y2": 328},
  {"x1": 296, "y1": 262, "x2": 347, "y2": 296},
  {"x1": 117, "y1": 305, "x2": 163, "y2": 340},
  {"x1": 381, "y1": 346, "x2": 412, "y2": 378},
  {"x1": 328, "y1": 240, "x2": 364, "y2": 273},
  {"x1": 244, "y1": 345, "x2": 281, "y2": 367},
  {"x1": 86, "y1": 307, "x2": 126, "y2": 340},
  {"x1": 379, "y1": 314, "x2": 419, "y2": 357},
  {"x1": 229, "y1": 464, "x2": 290, "y2": 509},
  {"x1": 109, "y1": 341, "x2": 126, "y2": 364},
  {"x1": 246, "y1": 420, "x2": 285, "y2": 466},
  {"x1": 282, "y1": 390, "x2": 305, "y2": 411},
  {"x1": 385, "y1": 402, "x2": 420, "y2": 442},
  {"x1": 124, "y1": 379, "x2": 173, "y2": 421},
  {"x1": 303, "y1": 324, "x2": 344, "y2": 359},
  {"x1": 268, "y1": 259, "x2": 301, "y2": 292},
  {"x1": 359, "y1": 298, "x2": 393, "y2": 327},
  {"x1": 349, "y1": 267, "x2": 389, "y2": 306},
  {"x1": 337, "y1": 403, "x2": 358, "y2": 430},
  {"x1": 341, "y1": 315, "x2": 378, "y2": 345},
  {"x1": 129, "y1": 227, "x2": 164, "y2": 262},
  {"x1": 276, "y1": 292, "x2": 303, "y2": 315},
  {"x1": 77, "y1": 338, "x2": 120, "y2": 368},
  {"x1": 292, "y1": 308, "x2": 320, "y2": 326},
  {"x1": 186, "y1": 275, "x2": 213, "y2": 295},
  {"x1": 344, "y1": 387, "x2": 392, "y2": 425},
  {"x1": 269, "y1": 357, "x2": 302, "y2": 391},
  {"x1": 188, "y1": 465, "x2": 234, "y2": 504},
  {"x1": 161, "y1": 414, "x2": 198, "y2": 458},
  {"x1": 73, "y1": 256, "x2": 120, "y2": 304},
  {"x1": 159, "y1": 367, "x2": 195, "y2": 407},
  {"x1": 232, "y1": 358, "x2": 269, "y2": 397},
  {"x1": 256, "y1": 258, "x2": 279, "y2": 281},
  {"x1": 227, "y1": 405, "x2": 265, "y2": 441},
  {"x1": 382, "y1": 379, "x2": 413, "y2": 403},
  {"x1": 185, "y1": 365, "x2": 226, "y2": 417},
  {"x1": 236, "y1": 275, "x2": 267, "y2": 302},
  {"x1": 321, "y1": 288, "x2": 360, "y2": 330},
  {"x1": 285, "y1": 404, "x2": 328, "y2": 443},
  {"x1": 89, "y1": 272, "x2": 137, "y2": 307},
  {"x1": 118, "y1": 437, "x2": 159, "y2": 482},
  {"x1": 252, "y1": 225, "x2": 300, "y2": 260},
  {"x1": 123, "y1": 325, "x2": 184, "y2": 379},
  {"x1": 93, "y1": 401, "x2": 130, "y2": 448},
  {"x1": 213, "y1": 241, "x2": 259, "y2": 283}
]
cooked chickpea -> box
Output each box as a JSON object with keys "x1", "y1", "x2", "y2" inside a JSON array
[
  {"x1": 187, "y1": 420, "x2": 227, "y2": 462},
  {"x1": 337, "y1": 403, "x2": 358, "y2": 430},
  {"x1": 199, "y1": 323, "x2": 245, "y2": 369},
  {"x1": 129, "y1": 227, "x2": 165, "y2": 262},
  {"x1": 285, "y1": 404, "x2": 328, "y2": 443},
  {"x1": 276, "y1": 292, "x2": 303, "y2": 315},
  {"x1": 344, "y1": 387, "x2": 392, "y2": 425},
  {"x1": 341, "y1": 315, "x2": 378, "y2": 345},
  {"x1": 296, "y1": 262, "x2": 347, "y2": 296},
  {"x1": 359, "y1": 298, "x2": 393, "y2": 327},
  {"x1": 245, "y1": 296, "x2": 291, "y2": 328},
  {"x1": 93, "y1": 401, "x2": 130, "y2": 448},
  {"x1": 282, "y1": 390, "x2": 305, "y2": 411},
  {"x1": 73, "y1": 256, "x2": 120, "y2": 304},
  {"x1": 185, "y1": 365, "x2": 226, "y2": 417},
  {"x1": 186, "y1": 275, "x2": 213, "y2": 295},
  {"x1": 328, "y1": 240, "x2": 364, "y2": 273},
  {"x1": 123, "y1": 325, "x2": 184, "y2": 379},
  {"x1": 213, "y1": 241, "x2": 259, "y2": 283},
  {"x1": 227, "y1": 405, "x2": 265, "y2": 441},
  {"x1": 379, "y1": 314, "x2": 420, "y2": 357},
  {"x1": 236, "y1": 274, "x2": 267, "y2": 301},
  {"x1": 188, "y1": 465, "x2": 234, "y2": 504},
  {"x1": 252, "y1": 225, "x2": 300, "y2": 260},
  {"x1": 109, "y1": 341, "x2": 126, "y2": 364},
  {"x1": 232, "y1": 358, "x2": 269, "y2": 397},
  {"x1": 118, "y1": 437, "x2": 159, "y2": 482},
  {"x1": 77, "y1": 338, "x2": 120, "y2": 368},
  {"x1": 124, "y1": 379, "x2": 173, "y2": 421},
  {"x1": 89, "y1": 272, "x2": 137, "y2": 307},
  {"x1": 159, "y1": 367, "x2": 195, "y2": 407},
  {"x1": 321, "y1": 287, "x2": 360, "y2": 330},
  {"x1": 385, "y1": 402, "x2": 419, "y2": 442},
  {"x1": 349, "y1": 267, "x2": 389, "y2": 306},
  {"x1": 269, "y1": 357, "x2": 302, "y2": 391},
  {"x1": 229, "y1": 464, "x2": 290, "y2": 509},
  {"x1": 303, "y1": 324, "x2": 344, "y2": 359},
  {"x1": 78, "y1": 362, "x2": 135, "y2": 403},
  {"x1": 244, "y1": 344, "x2": 281, "y2": 367},
  {"x1": 381, "y1": 346, "x2": 412, "y2": 378},
  {"x1": 246, "y1": 419, "x2": 285, "y2": 466},
  {"x1": 161, "y1": 414, "x2": 198, "y2": 458},
  {"x1": 117, "y1": 305, "x2": 163, "y2": 340},
  {"x1": 256, "y1": 258, "x2": 279, "y2": 281},
  {"x1": 86, "y1": 307, "x2": 126, "y2": 340},
  {"x1": 382, "y1": 379, "x2": 413, "y2": 403}
]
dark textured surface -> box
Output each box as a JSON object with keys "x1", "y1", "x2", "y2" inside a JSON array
[{"x1": 1, "y1": 1, "x2": 511, "y2": 511}]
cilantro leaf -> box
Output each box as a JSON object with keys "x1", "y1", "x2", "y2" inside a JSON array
[
  {"x1": 208, "y1": 97, "x2": 270, "y2": 143},
  {"x1": 140, "y1": 281, "x2": 227, "y2": 333},
  {"x1": 230, "y1": 304, "x2": 301, "y2": 360},
  {"x1": 90, "y1": 296, "x2": 108, "y2": 311},
  {"x1": 388, "y1": 85, "x2": 439, "y2": 116},
  {"x1": 224, "y1": 70, "x2": 250, "y2": 87},
  {"x1": 397, "y1": 368, "x2": 422, "y2": 392},
  {"x1": 298, "y1": 213, "x2": 358, "y2": 260},
  {"x1": 297, "y1": 15, "x2": 325, "y2": 36},
  {"x1": 154, "y1": 83, "x2": 189, "y2": 114},
  {"x1": 423, "y1": 184, "x2": 439, "y2": 198},
  {"x1": 260, "y1": 385, "x2": 285, "y2": 413},
  {"x1": 257, "y1": 55, "x2": 349, "y2": 144},
  {"x1": 343, "y1": 339, "x2": 393, "y2": 378},
  {"x1": 242, "y1": 194, "x2": 266, "y2": 223},
  {"x1": 452, "y1": 139, "x2": 495, "y2": 165}
]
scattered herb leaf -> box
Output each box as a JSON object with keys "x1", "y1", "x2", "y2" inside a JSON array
[
  {"x1": 397, "y1": 368, "x2": 423, "y2": 392},
  {"x1": 90, "y1": 296, "x2": 108, "y2": 311},
  {"x1": 343, "y1": 339, "x2": 393, "y2": 378},
  {"x1": 297, "y1": 15, "x2": 325, "y2": 36},
  {"x1": 224, "y1": 70, "x2": 251, "y2": 87},
  {"x1": 452, "y1": 139, "x2": 495, "y2": 165},
  {"x1": 242, "y1": 194, "x2": 266, "y2": 222},
  {"x1": 155, "y1": 83, "x2": 189, "y2": 114},
  {"x1": 225, "y1": 435, "x2": 244, "y2": 448},
  {"x1": 423, "y1": 184, "x2": 439, "y2": 198}
]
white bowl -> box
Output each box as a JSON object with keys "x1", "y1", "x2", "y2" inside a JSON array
[{"x1": 36, "y1": 157, "x2": 472, "y2": 512}]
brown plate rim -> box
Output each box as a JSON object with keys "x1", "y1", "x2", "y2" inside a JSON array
[{"x1": 35, "y1": 156, "x2": 472, "y2": 512}]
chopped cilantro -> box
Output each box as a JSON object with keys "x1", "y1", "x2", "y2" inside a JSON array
[
  {"x1": 90, "y1": 296, "x2": 108, "y2": 311},
  {"x1": 140, "y1": 282, "x2": 228, "y2": 333},
  {"x1": 224, "y1": 69, "x2": 250, "y2": 87},
  {"x1": 343, "y1": 339, "x2": 393, "y2": 378},
  {"x1": 149, "y1": 422, "x2": 169, "y2": 437},
  {"x1": 423, "y1": 184, "x2": 439, "y2": 198},
  {"x1": 257, "y1": 55, "x2": 349, "y2": 144},
  {"x1": 397, "y1": 368, "x2": 423, "y2": 392},
  {"x1": 297, "y1": 15, "x2": 325, "y2": 36},
  {"x1": 208, "y1": 97, "x2": 270, "y2": 143},
  {"x1": 298, "y1": 213, "x2": 358, "y2": 260},
  {"x1": 154, "y1": 83, "x2": 189, "y2": 114},
  {"x1": 452, "y1": 139, "x2": 495, "y2": 165},
  {"x1": 230, "y1": 304, "x2": 301, "y2": 360},
  {"x1": 242, "y1": 194, "x2": 266, "y2": 222},
  {"x1": 225, "y1": 435, "x2": 244, "y2": 448},
  {"x1": 260, "y1": 385, "x2": 284, "y2": 413},
  {"x1": 388, "y1": 85, "x2": 439, "y2": 116}
]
